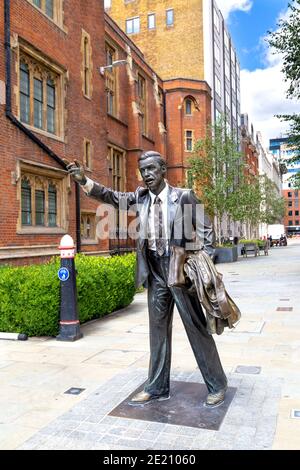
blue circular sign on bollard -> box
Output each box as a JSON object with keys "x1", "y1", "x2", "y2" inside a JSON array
[{"x1": 58, "y1": 267, "x2": 70, "y2": 282}]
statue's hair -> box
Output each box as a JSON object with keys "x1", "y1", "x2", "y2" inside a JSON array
[{"x1": 138, "y1": 150, "x2": 166, "y2": 167}]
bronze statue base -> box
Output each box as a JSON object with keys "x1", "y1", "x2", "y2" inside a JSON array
[{"x1": 109, "y1": 380, "x2": 237, "y2": 431}]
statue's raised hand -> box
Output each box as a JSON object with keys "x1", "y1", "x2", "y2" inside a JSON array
[{"x1": 65, "y1": 159, "x2": 87, "y2": 185}]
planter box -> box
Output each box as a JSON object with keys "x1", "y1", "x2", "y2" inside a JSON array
[{"x1": 215, "y1": 246, "x2": 238, "y2": 264}]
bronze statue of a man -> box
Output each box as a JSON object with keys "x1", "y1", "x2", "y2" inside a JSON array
[{"x1": 67, "y1": 151, "x2": 227, "y2": 407}]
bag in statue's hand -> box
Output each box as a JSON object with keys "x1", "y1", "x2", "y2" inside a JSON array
[{"x1": 168, "y1": 245, "x2": 187, "y2": 288}]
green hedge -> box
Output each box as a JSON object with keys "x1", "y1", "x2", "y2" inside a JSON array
[
  {"x1": 0, "y1": 253, "x2": 136, "y2": 337},
  {"x1": 239, "y1": 239, "x2": 265, "y2": 248}
]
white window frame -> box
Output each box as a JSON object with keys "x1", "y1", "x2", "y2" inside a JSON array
[
  {"x1": 185, "y1": 130, "x2": 194, "y2": 152},
  {"x1": 148, "y1": 13, "x2": 156, "y2": 30},
  {"x1": 166, "y1": 9, "x2": 174, "y2": 26},
  {"x1": 126, "y1": 16, "x2": 140, "y2": 34}
]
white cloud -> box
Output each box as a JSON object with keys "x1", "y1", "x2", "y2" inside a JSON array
[
  {"x1": 240, "y1": 7, "x2": 299, "y2": 147},
  {"x1": 241, "y1": 64, "x2": 299, "y2": 146},
  {"x1": 216, "y1": 0, "x2": 253, "y2": 20}
]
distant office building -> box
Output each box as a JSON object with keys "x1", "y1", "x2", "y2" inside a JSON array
[
  {"x1": 256, "y1": 132, "x2": 282, "y2": 237},
  {"x1": 269, "y1": 137, "x2": 300, "y2": 235}
]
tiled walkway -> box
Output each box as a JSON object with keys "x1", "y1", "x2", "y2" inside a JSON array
[{"x1": 1, "y1": 240, "x2": 300, "y2": 450}]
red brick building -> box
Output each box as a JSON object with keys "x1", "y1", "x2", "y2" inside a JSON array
[
  {"x1": 164, "y1": 78, "x2": 212, "y2": 187},
  {"x1": 0, "y1": 1, "x2": 170, "y2": 264},
  {"x1": 241, "y1": 114, "x2": 259, "y2": 179},
  {"x1": 283, "y1": 189, "x2": 300, "y2": 231}
]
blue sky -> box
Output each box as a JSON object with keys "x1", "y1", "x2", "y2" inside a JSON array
[
  {"x1": 216, "y1": 0, "x2": 298, "y2": 144},
  {"x1": 225, "y1": 0, "x2": 289, "y2": 70}
]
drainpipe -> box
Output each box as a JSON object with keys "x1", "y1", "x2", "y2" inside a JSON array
[{"x1": 4, "y1": 0, "x2": 81, "y2": 252}]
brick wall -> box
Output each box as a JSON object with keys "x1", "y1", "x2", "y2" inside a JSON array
[
  {"x1": 164, "y1": 78, "x2": 211, "y2": 187},
  {"x1": 104, "y1": 13, "x2": 166, "y2": 191},
  {"x1": 0, "y1": 2, "x2": 167, "y2": 264},
  {"x1": 0, "y1": 0, "x2": 108, "y2": 260},
  {"x1": 107, "y1": 0, "x2": 204, "y2": 81},
  {"x1": 283, "y1": 189, "x2": 300, "y2": 228}
]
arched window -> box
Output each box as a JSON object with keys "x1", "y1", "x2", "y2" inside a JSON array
[
  {"x1": 185, "y1": 98, "x2": 193, "y2": 115},
  {"x1": 20, "y1": 61, "x2": 30, "y2": 124},
  {"x1": 81, "y1": 213, "x2": 96, "y2": 240},
  {"x1": 21, "y1": 178, "x2": 32, "y2": 226},
  {"x1": 20, "y1": 171, "x2": 64, "y2": 230},
  {"x1": 86, "y1": 216, "x2": 91, "y2": 238},
  {"x1": 47, "y1": 78, "x2": 56, "y2": 134},
  {"x1": 48, "y1": 183, "x2": 57, "y2": 227},
  {"x1": 35, "y1": 179, "x2": 45, "y2": 226},
  {"x1": 19, "y1": 54, "x2": 59, "y2": 135},
  {"x1": 84, "y1": 36, "x2": 90, "y2": 96}
]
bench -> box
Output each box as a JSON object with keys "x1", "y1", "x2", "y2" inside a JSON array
[{"x1": 243, "y1": 243, "x2": 259, "y2": 257}]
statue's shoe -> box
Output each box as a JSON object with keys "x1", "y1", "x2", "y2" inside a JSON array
[
  {"x1": 129, "y1": 390, "x2": 170, "y2": 405},
  {"x1": 205, "y1": 387, "x2": 227, "y2": 407}
]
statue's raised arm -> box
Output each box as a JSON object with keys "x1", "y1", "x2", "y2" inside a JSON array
[{"x1": 66, "y1": 160, "x2": 87, "y2": 185}]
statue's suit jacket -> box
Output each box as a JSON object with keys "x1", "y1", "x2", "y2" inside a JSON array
[{"x1": 88, "y1": 182, "x2": 215, "y2": 288}]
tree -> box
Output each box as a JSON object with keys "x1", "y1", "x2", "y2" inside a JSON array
[
  {"x1": 229, "y1": 176, "x2": 262, "y2": 237},
  {"x1": 268, "y1": 0, "x2": 300, "y2": 100},
  {"x1": 188, "y1": 118, "x2": 286, "y2": 241},
  {"x1": 259, "y1": 175, "x2": 286, "y2": 224},
  {"x1": 188, "y1": 117, "x2": 247, "y2": 243},
  {"x1": 267, "y1": 0, "x2": 300, "y2": 175}
]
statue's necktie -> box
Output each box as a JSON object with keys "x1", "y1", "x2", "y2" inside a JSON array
[{"x1": 154, "y1": 196, "x2": 166, "y2": 256}]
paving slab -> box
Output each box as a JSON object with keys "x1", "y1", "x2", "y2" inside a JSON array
[{"x1": 1, "y1": 240, "x2": 300, "y2": 449}]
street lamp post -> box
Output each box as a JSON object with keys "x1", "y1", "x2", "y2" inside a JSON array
[{"x1": 99, "y1": 59, "x2": 128, "y2": 76}]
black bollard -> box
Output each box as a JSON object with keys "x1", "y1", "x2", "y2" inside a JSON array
[{"x1": 56, "y1": 235, "x2": 83, "y2": 342}]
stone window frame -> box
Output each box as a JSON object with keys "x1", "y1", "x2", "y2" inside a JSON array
[
  {"x1": 17, "y1": 41, "x2": 66, "y2": 141},
  {"x1": 81, "y1": 212, "x2": 97, "y2": 244},
  {"x1": 137, "y1": 72, "x2": 147, "y2": 136},
  {"x1": 16, "y1": 160, "x2": 69, "y2": 235},
  {"x1": 185, "y1": 98, "x2": 193, "y2": 116},
  {"x1": 27, "y1": 0, "x2": 64, "y2": 28},
  {"x1": 83, "y1": 138, "x2": 93, "y2": 170},
  {"x1": 105, "y1": 41, "x2": 118, "y2": 117},
  {"x1": 108, "y1": 145, "x2": 126, "y2": 192},
  {"x1": 184, "y1": 129, "x2": 194, "y2": 152},
  {"x1": 81, "y1": 30, "x2": 93, "y2": 99}
]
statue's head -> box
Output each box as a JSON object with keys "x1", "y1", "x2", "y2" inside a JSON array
[{"x1": 138, "y1": 151, "x2": 167, "y2": 194}]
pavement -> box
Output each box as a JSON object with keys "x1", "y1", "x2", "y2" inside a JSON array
[{"x1": 1, "y1": 239, "x2": 300, "y2": 450}]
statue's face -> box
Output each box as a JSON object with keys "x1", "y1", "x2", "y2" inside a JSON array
[{"x1": 139, "y1": 157, "x2": 166, "y2": 194}]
